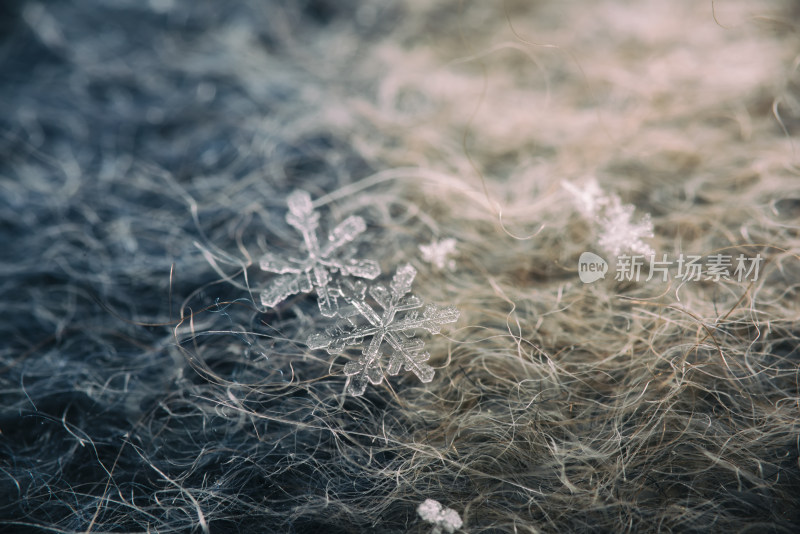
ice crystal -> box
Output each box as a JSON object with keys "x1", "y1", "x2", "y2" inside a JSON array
[
  {"x1": 597, "y1": 195, "x2": 654, "y2": 257},
  {"x1": 563, "y1": 178, "x2": 654, "y2": 257},
  {"x1": 259, "y1": 190, "x2": 380, "y2": 317},
  {"x1": 306, "y1": 264, "x2": 459, "y2": 396},
  {"x1": 419, "y1": 238, "x2": 458, "y2": 271},
  {"x1": 417, "y1": 499, "x2": 463, "y2": 534}
]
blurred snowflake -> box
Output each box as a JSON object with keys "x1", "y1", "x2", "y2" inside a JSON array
[
  {"x1": 597, "y1": 195, "x2": 654, "y2": 257},
  {"x1": 563, "y1": 178, "x2": 654, "y2": 257},
  {"x1": 420, "y1": 237, "x2": 458, "y2": 271}
]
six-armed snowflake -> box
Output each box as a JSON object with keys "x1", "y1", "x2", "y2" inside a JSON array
[
  {"x1": 306, "y1": 264, "x2": 459, "y2": 396},
  {"x1": 259, "y1": 190, "x2": 380, "y2": 317}
]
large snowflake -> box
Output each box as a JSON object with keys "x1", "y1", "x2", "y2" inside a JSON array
[
  {"x1": 307, "y1": 264, "x2": 460, "y2": 396},
  {"x1": 259, "y1": 190, "x2": 380, "y2": 317}
]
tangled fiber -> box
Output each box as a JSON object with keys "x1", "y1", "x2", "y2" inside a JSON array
[{"x1": 2, "y1": 1, "x2": 800, "y2": 532}]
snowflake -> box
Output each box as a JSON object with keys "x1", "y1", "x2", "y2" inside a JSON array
[
  {"x1": 563, "y1": 177, "x2": 654, "y2": 257},
  {"x1": 259, "y1": 190, "x2": 380, "y2": 317},
  {"x1": 419, "y1": 238, "x2": 458, "y2": 271},
  {"x1": 417, "y1": 499, "x2": 463, "y2": 534},
  {"x1": 306, "y1": 264, "x2": 459, "y2": 396},
  {"x1": 596, "y1": 195, "x2": 654, "y2": 257}
]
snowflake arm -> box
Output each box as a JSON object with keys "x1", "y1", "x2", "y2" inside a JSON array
[
  {"x1": 343, "y1": 336, "x2": 386, "y2": 396},
  {"x1": 321, "y1": 216, "x2": 365, "y2": 257},
  {"x1": 259, "y1": 190, "x2": 379, "y2": 316},
  {"x1": 306, "y1": 264, "x2": 459, "y2": 396},
  {"x1": 562, "y1": 178, "x2": 605, "y2": 218},
  {"x1": 386, "y1": 337, "x2": 433, "y2": 383},
  {"x1": 258, "y1": 251, "x2": 300, "y2": 274},
  {"x1": 259, "y1": 273, "x2": 313, "y2": 308}
]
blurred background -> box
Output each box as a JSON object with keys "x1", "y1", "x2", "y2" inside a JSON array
[{"x1": 1, "y1": 1, "x2": 799, "y2": 532}]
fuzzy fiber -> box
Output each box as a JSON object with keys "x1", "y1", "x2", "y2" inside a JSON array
[{"x1": 2, "y1": 1, "x2": 800, "y2": 533}]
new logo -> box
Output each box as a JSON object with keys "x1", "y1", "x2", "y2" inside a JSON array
[{"x1": 578, "y1": 252, "x2": 608, "y2": 283}]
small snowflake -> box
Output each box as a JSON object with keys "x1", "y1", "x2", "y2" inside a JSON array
[
  {"x1": 259, "y1": 190, "x2": 380, "y2": 317},
  {"x1": 306, "y1": 264, "x2": 459, "y2": 396},
  {"x1": 417, "y1": 499, "x2": 463, "y2": 534},
  {"x1": 419, "y1": 238, "x2": 458, "y2": 271},
  {"x1": 596, "y1": 195, "x2": 654, "y2": 257}
]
